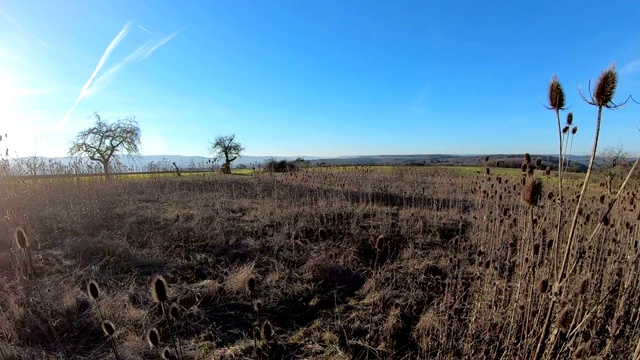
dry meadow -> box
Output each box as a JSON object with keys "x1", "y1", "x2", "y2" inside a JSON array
[{"x1": 1, "y1": 164, "x2": 639, "y2": 359}]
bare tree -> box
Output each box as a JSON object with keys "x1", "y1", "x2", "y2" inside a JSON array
[
  {"x1": 597, "y1": 144, "x2": 632, "y2": 193},
  {"x1": 209, "y1": 134, "x2": 244, "y2": 174},
  {"x1": 69, "y1": 113, "x2": 141, "y2": 177}
]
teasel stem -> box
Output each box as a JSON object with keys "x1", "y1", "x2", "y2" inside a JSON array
[
  {"x1": 161, "y1": 303, "x2": 180, "y2": 360},
  {"x1": 108, "y1": 336, "x2": 121, "y2": 360},
  {"x1": 562, "y1": 154, "x2": 640, "y2": 282},
  {"x1": 560, "y1": 105, "x2": 602, "y2": 282},
  {"x1": 553, "y1": 105, "x2": 564, "y2": 284}
]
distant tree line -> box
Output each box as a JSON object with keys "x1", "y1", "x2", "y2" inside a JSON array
[{"x1": 264, "y1": 158, "x2": 309, "y2": 173}]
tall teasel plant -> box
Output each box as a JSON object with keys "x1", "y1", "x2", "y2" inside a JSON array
[
  {"x1": 147, "y1": 328, "x2": 161, "y2": 358},
  {"x1": 102, "y1": 320, "x2": 121, "y2": 359},
  {"x1": 87, "y1": 280, "x2": 106, "y2": 321},
  {"x1": 15, "y1": 228, "x2": 34, "y2": 277},
  {"x1": 168, "y1": 303, "x2": 185, "y2": 359},
  {"x1": 151, "y1": 275, "x2": 180, "y2": 359},
  {"x1": 535, "y1": 64, "x2": 634, "y2": 360},
  {"x1": 544, "y1": 76, "x2": 568, "y2": 282},
  {"x1": 87, "y1": 281, "x2": 120, "y2": 358}
]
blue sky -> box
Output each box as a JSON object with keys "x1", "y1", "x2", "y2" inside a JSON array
[{"x1": 1, "y1": 1, "x2": 640, "y2": 158}]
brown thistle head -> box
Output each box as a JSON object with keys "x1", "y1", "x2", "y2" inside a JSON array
[
  {"x1": 523, "y1": 178, "x2": 543, "y2": 207},
  {"x1": 169, "y1": 303, "x2": 180, "y2": 321},
  {"x1": 147, "y1": 328, "x2": 160, "y2": 348},
  {"x1": 576, "y1": 276, "x2": 590, "y2": 295},
  {"x1": 548, "y1": 75, "x2": 566, "y2": 110},
  {"x1": 538, "y1": 278, "x2": 549, "y2": 294},
  {"x1": 261, "y1": 319, "x2": 273, "y2": 342},
  {"x1": 15, "y1": 228, "x2": 28, "y2": 249},
  {"x1": 556, "y1": 305, "x2": 574, "y2": 331},
  {"x1": 102, "y1": 320, "x2": 116, "y2": 337},
  {"x1": 374, "y1": 234, "x2": 386, "y2": 251},
  {"x1": 254, "y1": 299, "x2": 263, "y2": 313},
  {"x1": 594, "y1": 65, "x2": 617, "y2": 107},
  {"x1": 163, "y1": 347, "x2": 178, "y2": 360},
  {"x1": 87, "y1": 280, "x2": 100, "y2": 300},
  {"x1": 152, "y1": 275, "x2": 168, "y2": 303},
  {"x1": 246, "y1": 276, "x2": 257, "y2": 294}
]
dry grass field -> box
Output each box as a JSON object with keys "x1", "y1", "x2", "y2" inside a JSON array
[{"x1": 0, "y1": 164, "x2": 639, "y2": 359}]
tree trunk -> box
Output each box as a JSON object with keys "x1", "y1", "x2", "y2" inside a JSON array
[
  {"x1": 222, "y1": 152, "x2": 231, "y2": 174},
  {"x1": 102, "y1": 161, "x2": 111, "y2": 179}
]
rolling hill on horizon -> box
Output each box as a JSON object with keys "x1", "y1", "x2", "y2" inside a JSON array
[{"x1": 5, "y1": 153, "x2": 593, "y2": 172}]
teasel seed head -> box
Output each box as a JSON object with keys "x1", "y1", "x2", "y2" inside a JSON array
[
  {"x1": 152, "y1": 275, "x2": 168, "y2": 303},
  {"x1": 523, "y1": 178, "x2": 543, "y2": 207},
  {"x1": 535, "y1": 158, "x2": 542, "y2": 168},
  {"x1": 87, "y1": 280, "x2": 100, "y2": 300},
  {"x1": 15, "y1": 228, "x2": 28, "y2": 249},
  {"x1": 594, "y1": 64, "x2": 617, "y2": 107},
  {"x1": 524, "y1": 153, "x2": 532, "y2": 164},
  {"x1": 556, "y1": 306, "x2": 574, "y2": 331},
  {"x1": 254, "y1": 299, "x2": 263, "y2": 313},
  {"x1": 562, "y1": 125, "x2": 570, "y2": 134},
  {"x1": 566, "y1": 112, "x2": 573, "y2": 125},
  {"x1": 548, "y1": 75, "x2": 566, "y2": 110},
  {"x1": 169, "y1": 303, "x2": 180, "y2": 321},
  {"x1": 374, "y1": 234, "x2": 386, "y2": 251},
  {"x1": 147, "y1": 328, "x2": 160, "y2": 348},
  {"x1": 576, "y1": 276, "x2": 590, "y2": 295},
  {"x1": 261, "y1": 320, "x2": 273, "y2": 342},
  {"x1": 163, "y1": 347, "x2": 178, "y2": 360},
  {"x1": 102, "y1": 320, "x2": 116, "y2": 337},
  {"x1": 538, "y1": 278, "x2": 549, "y2": 294},
  {"x1": 572, "y1": 126, "x2": 578, "y2": 135},
  {"x1": 246, "y1": 276, "x2": 256, "y2": 294}
]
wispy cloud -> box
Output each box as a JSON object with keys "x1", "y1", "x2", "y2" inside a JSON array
[
  {"x1": 0, "y1": 10, "x2": 50, "y2": 48},
  {"x1": 60, "y1": 22, "x2": 131, "y2": 127},
  {"x1": 621, "y1": 60, "x2": 640, "y2": 77},
  {"x1": 60, "y1": 23, "x2": 182, "y2": 127}
]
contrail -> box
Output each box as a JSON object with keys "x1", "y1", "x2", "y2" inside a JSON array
[
  {"x1": 141, "y1": 29, "x2": 183, "y2": 60},
  {"x1": 90, "y1": 29, "x2": 183, "y2": 94},
  {"x1": 0, "y1": 10, "x2": 50, "y2": 48},
  {"x1": 60, "y1": 21, "x2": 131, "y2": 126},
  {"x1": 137, "y1": 25, "x2": 153, "y2": 35}
]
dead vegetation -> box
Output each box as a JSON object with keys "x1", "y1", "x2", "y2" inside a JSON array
[{"x1": 0, "y1": 160, "x2": 637, "y2": 359}]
